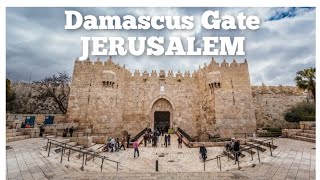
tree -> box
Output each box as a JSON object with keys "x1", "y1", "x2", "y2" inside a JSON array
[
  {"x1": 34, "y1": 72, "x2": 70, "y2": 114},
  {"x1": 294, "y1": 67, "x2": 316, "y2": 101},
  {"x1": 6, "y1": 79, "x2": 12, "y2": 101},
  {"x1": 284, "y1": 102, "x2": 315, "y2": 123},
  {"x1": 6, "y1": 79, "x2": 16, "y2": 111}
]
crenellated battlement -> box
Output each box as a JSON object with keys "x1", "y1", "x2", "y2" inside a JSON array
[{"x1": 74, "y1": 57, "x2": 248, "y2": 80}]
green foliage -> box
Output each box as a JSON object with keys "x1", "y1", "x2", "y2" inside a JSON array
[
  {"x1": 284, "y1": 102, "x2": 315, "y2": 123},
  {"x1": 294, "y1": 67, "x2": 316, "y2": 101},
  {"x1": 262, "y1": 127, "x2": 282, "y2": 133}
]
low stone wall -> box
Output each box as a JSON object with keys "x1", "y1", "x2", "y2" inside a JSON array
[
  {"x1": 69, "y1": 136, "x2": 92, "y2": 148},
  {"x1": 6, "y1": 113, "x2": 66, "y2": 125},
  {"x1": 299, "y1": 121, "x2": 315, "y2": 130},
  {"x1": 19, "y1": 128, "x2": 40, "y2": 138},
  {"x1": 282, "y1": 129, "x2": 303, "y2": 138}
]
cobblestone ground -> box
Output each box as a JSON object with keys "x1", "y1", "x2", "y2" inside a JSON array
[{"x1": 6, "y1": 134, "x2": 315, "y2": 180}]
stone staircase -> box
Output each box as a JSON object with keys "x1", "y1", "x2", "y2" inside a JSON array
[
  {"x1": 284, "y1": 126, "x2": 316, "y2": 143},
  {"x1": 6, "y1": 129, "x2": 31, "y2": 142}
]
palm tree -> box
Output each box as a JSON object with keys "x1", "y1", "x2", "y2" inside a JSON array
[{"x1": 295, "y1": 67, "x2": 316, "y2": 101}]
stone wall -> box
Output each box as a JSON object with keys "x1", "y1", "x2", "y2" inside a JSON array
[
  {"x1": 9, "y1": 58, "x2": 310, "y2": 140},
  {"x1": 252, "y1": 86, "x2": 308, "y2": 128}
]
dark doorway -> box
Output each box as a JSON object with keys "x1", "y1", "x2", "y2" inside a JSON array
[{"x1": 154, "y1": 111, "x2": 170, "y2": 132}]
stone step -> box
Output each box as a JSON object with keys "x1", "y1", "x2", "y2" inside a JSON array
[
  {"x1": 223, "y1": 150, "x2": 245, "y2": 160},
  {"x1": 303, "y1": 130, "x2": 315, "y2": 134},
  {"x1": 245, "y1": 142, "x2": 267, "y2": 152},
  {"x1": 6, "y1": 135, "x2": 31, "y2": 142},
  {"x1": 296, "y1": 133, "x2": 316, "y2": 139},
  {"x1": 6, "y1": 132, "x2": 23, "y2": 137},
  {"x1": 53, "y1": 172, "x2": 251, "y2": 179},
  {"x1": 250, "y1": 139, "x2": 277, "y2": 149},
  {"x1": 6, "y1": 129, "x2": 17, "y2": 133},
  {"x1": 293, "y1": 136, "x2": 315, "y2": 143},
  {"x1": 240, "y1": 146, "x2": 256, "y2": 155}
]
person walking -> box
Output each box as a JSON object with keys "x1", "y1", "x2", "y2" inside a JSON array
[
  {"x1": 127, "y1": 134, "x2": 131, "y2": 148},
  {"x1": 119, "y1": 137, "x2": 126, "y2": 150},
  {"x1": 168, "y1": 134, "x2": 171, "y2": 146},
  {"x1": 133, "y1": 140, "x2": 139, "y2": 158},
  {"x1": 233, "y1": 139, "x2": 240, "y2": 163},
  {"x1": 164, "y1": 135, "x2": 168, "y2": 147},
  {"x1": 199, "y1": 144, "x2": 207, "y2": 161}
]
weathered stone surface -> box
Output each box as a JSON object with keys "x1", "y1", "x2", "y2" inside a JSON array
[{"x1": 66, "y1": 58, "x2": 257, "y2": 139}]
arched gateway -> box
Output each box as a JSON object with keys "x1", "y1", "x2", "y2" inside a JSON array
[{"x1": 150, "y1": 98, "x2": 173, "y2": 132}]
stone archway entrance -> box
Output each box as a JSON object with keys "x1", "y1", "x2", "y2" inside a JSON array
[
  {"x1": 154, "y1": 111, "x2": 170, "y2": 132},
  {"x1": 150, "y1": 98, "x2": 173, "y2": 132}
]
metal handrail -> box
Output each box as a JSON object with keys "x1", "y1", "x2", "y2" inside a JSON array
[
  {"x1": 204, "y1": 139, "x2": 275, "y2": 172},
  {"x1": 45, "y1": 138, "x2": 120, "y2": 172}
]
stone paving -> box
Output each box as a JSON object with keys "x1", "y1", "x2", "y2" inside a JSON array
[{"x1": 6, "y1": 134, "x2": 316, "y2": 180}]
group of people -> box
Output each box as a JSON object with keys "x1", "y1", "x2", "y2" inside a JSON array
[
  {"x1": 62, "y1": 126, "x2": 75, "y2": 137},
  {"x1": 143, "y1": 129, "x2": 173, "y2": 148},
  {"x1": 102, "y1": 137, "x2": 126, "y2": 152},
  {"x1": 225, "y1": 139, "x2": 241, "y2": 162}
]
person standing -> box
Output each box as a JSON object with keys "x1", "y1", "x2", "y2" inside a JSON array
[
  {"x1": 143, "y1": 134, "x2": 148, "y2": 147},
  {"x1": 199, "y1": 144, "x2": 207, "y2": 161},
  {"x1": 69, "y1": 126, "x2": 74, "y2": 137},
  {"x1": 178, "y1": 136, "x2": 183, "y2": 148},
  {"x1": 110, "y1": 137, "x2": 115, "y2": 152},
  {"x1": 39, "y1": 125, "x2": 45, "y2": 137},
  {"x1": 168, "y1": 134, "x2": 171, "y2": 146},
  {"x1": 133, "y1": 140, "x2": 139, "y2": 158},
  {"x1": 127, "y1": 134, "x2": 131, "y2": 148},
  {"x1": 115, "y1": 138, "x2": 120, "y2": 152}
]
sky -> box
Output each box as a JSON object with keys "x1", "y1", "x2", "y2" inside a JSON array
[{"x1": 6, "y1": 7, "x2": 315, "y2": 86}]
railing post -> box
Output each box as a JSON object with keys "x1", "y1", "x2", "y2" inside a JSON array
[
  {"x1": 60, "y1": 147, "x2": 64, "y2": 163},
  {"x1": 117, "y1": 162, "x2": 119, "y2": 172},
  {"x1": 271, "y1": 138, "x2": 274, "y2": 148},
  {"x1": 64, "y1": 143, "x2": 67, "y2": 154},
  {"x1": 47, "y1": 142, "x2": 52, "y2": 157},
  {"x1": 81, "y1": 153, "x2": 85, "y2": 171},
  {"x1": 219, "y1": 157, "x2": 221, "y2": 171},
  {"x1": 156, "y1": 160, "x2": 159, "y2": 171},
  {"x1": 269, "y1": 142, "x2": 273, "y2": 156},
  {"x1": 46, "y1": 139, "x2": 49, "y2": 151},
  {"x1": 245, "y1": 133, "x2": 247, "y2": 139},
  {"x1": 93, "y1": 152, "x2": 95, "y2": 162},
  {"x1": 101, "y1": 158, "x2": 104, "y2": 172},
  {"x1": 256, "y1": 146, "x2": 260, "y2": 162},
  {"x1": 203, "y1": 160, "x2": 205, "y2": 171},
  {"x1": 250, "y1": 147, "x2": 253, "y2": 160},
  {"x1": 68, "y1": 149, "x2": 71, "y2": 161},
  {"x1": 85, "y1": 154, "x2": 87, "y2": 165}
]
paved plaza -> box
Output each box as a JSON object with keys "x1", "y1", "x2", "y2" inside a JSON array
[{"x1": 6, "y1": 134, "x2": 316, "y2": 180}]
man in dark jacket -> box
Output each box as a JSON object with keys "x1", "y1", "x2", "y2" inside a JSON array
[
  {"x1": 199, "y1": 144, "x2": 207, "y2": 161},
  {"x1": 233, "y1": 139, "x2": 240, "y2": 163}
]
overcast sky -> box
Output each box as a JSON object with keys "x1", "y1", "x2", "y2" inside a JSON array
[{"x1": 6, "y1": 7, "x2": 315, "y2": 85}]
